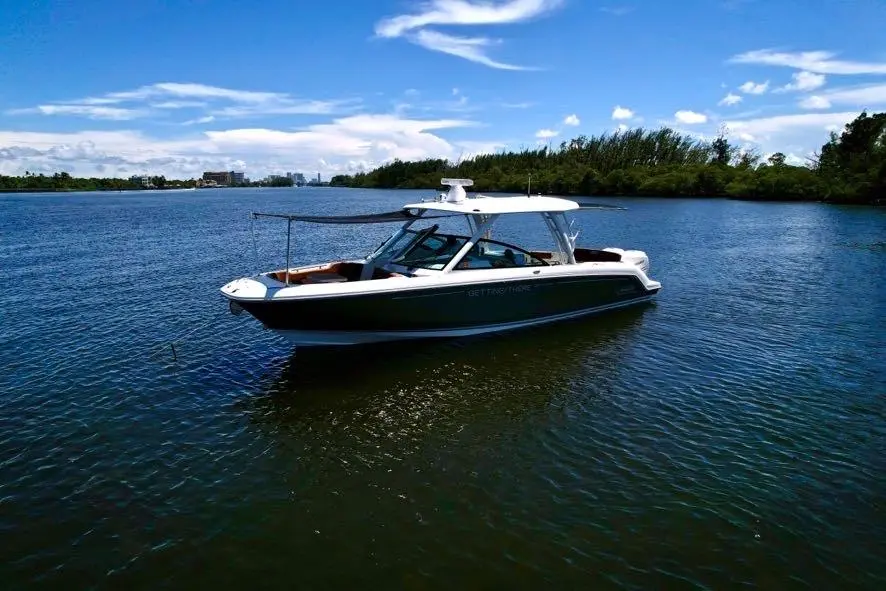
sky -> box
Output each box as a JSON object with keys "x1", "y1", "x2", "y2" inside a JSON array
[{"x1": 1, "y1": 0, "x2": 885, "y2": 179}]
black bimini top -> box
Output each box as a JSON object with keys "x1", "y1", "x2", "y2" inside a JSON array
[
  {"x1": 251, "y1": 201, "x2": 625, "y2": 224},
  {"x1": 251, "y1": 209, "x2": 459, "y2": 224}
]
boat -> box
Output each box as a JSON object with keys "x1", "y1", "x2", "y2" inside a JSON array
[{"x1": 221, "y1": 178, "x2": 661, "y2": 346}]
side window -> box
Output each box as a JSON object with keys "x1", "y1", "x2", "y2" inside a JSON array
[{"x1": 455, "y1": 240, "x2": 547, "y2": 270}]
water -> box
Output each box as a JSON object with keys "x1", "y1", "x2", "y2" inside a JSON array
[{"x1": 1, "y1": 188, "x2": 884, "y2": 589}]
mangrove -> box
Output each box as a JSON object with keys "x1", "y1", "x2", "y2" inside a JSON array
[{"x1": 330, "y1": 111, "x2": 886, "y2": 205}]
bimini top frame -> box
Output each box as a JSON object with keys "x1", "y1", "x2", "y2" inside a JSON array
[{"x1": 248, "y1": 186, "x2": 627, "y2": 282}]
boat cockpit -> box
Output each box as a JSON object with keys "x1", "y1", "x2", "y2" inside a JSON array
[
  {"x1": 255, "y1": 178, "x2": 637, "y2": 286},
  {"x1": 264, "y1": 224, "x2": 627, "y2": 286}
]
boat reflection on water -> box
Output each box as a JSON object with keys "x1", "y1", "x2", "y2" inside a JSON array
[{"x1": 240, "y1": 302, "x2": 655, "y2": 428}]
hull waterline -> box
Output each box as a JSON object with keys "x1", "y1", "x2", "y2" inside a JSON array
[
  {"x1": 227, "y1": 273, "x2": 660, "y2": 346},
  {"x1": 269, "y1": 294, "x2": 657, "y2": 346}
]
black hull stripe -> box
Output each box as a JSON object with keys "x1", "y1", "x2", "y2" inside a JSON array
[{"x1": 235, "y1": 274, "x2": 659, "y2": 332}]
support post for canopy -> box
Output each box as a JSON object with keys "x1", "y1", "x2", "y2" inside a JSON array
[
  {"x1": 441, "y1": 214, "x2": 500, "y2": 273},
  {"x1": 285, "y1": 217, "x2": 291, "y2": 285}
]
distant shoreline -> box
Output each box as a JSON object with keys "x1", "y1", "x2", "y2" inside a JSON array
[{"x1": 0, "y1": 185, "x2": 333, "y2": 194}]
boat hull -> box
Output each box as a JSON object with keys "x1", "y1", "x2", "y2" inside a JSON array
[
  {"x1": 232, "y1": 274, "x2": 660, "y2": 346},
  {"x1": 273, "y1": 295, "x2": 655, "y2": 345}
]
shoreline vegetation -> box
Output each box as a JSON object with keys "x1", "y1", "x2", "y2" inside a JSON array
[
  {"x1": 0, "y1": 173, "x2": 297, "y2": 194},
  {"x1": 2, "y1": 112, "x2": 882, "y2": 204},
  {"x1": 329, "y1": 111, "x2": 885, "y2": 206}
]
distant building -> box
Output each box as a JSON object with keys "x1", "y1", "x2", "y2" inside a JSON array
[
  {"x1": 287, "y1": 172, "x2": 306, "y2": 186},
  {"x1": 203, "y1": 171, "x2": 232, "y2": 185},
  {"x1": 306, "y1": 172, "x2": 329, "y2": 187},
  {"x1": 130, "y1": 175, "x2": 151, "y2": 187},
  {"x1": 202, "y1": 170, "x2": 244, "y2": 186}
]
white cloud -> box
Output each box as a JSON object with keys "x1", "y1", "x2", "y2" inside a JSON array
[
  {"x1": 617, "y1": 123, "x2": 629, "y2": 132},
  {"x1": 776, "y1": 71, "x2": 826, "y2": 93},
  {"x1": 0, "y1": 114, "x2": 489, "y2": 179},
  {"x1": 151, "y1": 101, "x2": 208, "y2": 109},
  {"x1": 563, "y1": 114, "x2": 580, "y2": 126},
  {"x1": 730, "y1": 49, "x2": 886, "y2": 75},
  {"x1": 183, "y1": 116, "x2": 216, "y2": 125},
  {"x1": 411, "y1": 30, "x2": 530, "y2": 70},
  {"x1": 718, "y1": 93, "x2": 743, "y2": 106},
  {"x1": 375, "y1": 0, "x2": 563, "y2": 37},
  {"x1": 6, "y1": 82, "x2": 355, "y2": 122},
  {"x1": 535, "y1": 128, "x2": 558, "y2": 139},
  {"x1": 611, "y1": 105, "x2": 634, "y2": 120},
  {"x1": 106, "y1": 82, "x2": 287, "y2": 104},
  {"x1": 375, "y1": 0, "x2": 562, "y2": 69},
  {"x1": 8, "y1": 104, "x2": 147, "y2": 120},
  {"x1": 799, "y1": 95, "x2": 832, "y2": 110},
  {"x1": 799, "y1": 83, "x2": 886, "y2": 109},
  {"x1": 724, "y1": 112, "x2": 859, "y2": 140},
  {"x1": 739, "y1": 80, "x2": 769, "y2": 95},
  {"x1": 674, "y1": 110, "x2": 707, "y2": 124}
]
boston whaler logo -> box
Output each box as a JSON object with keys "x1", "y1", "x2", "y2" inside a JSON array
[{"x1": 467, "y1": 284, "x2": 533, "y2": 297}]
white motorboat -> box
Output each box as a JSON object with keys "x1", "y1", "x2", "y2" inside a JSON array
[{"x1": 221, "y1": 179, "x2": 661, "y2": 346}]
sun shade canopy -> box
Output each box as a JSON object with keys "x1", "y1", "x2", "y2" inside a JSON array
[
  {"x1": 251, "y1": 200, "x2": 625, "y2": 224},
  {"x1": 250, "y1": 209, "x2": 460, "y2": 224}
]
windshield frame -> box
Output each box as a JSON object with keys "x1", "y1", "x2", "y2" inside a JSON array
[{"x1": 387, "y1": 230, "x2": 548, "y2": 272}]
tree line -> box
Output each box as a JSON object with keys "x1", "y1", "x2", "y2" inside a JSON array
[
  {"x1": 330, "y1": 111, "x2": 885, "y2": 205},
  {"x1": 0, "y1": 172, "x2": 196, "y2": 192}
]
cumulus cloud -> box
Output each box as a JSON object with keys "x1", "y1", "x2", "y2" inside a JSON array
[
  {"x1": 674, "y1": 110, "x2": 707, "y2": 124},
  {"x1": 718, "y1": 93, "x2": 743, "y2": 106},
  {"x1": 563, "y1": 114, "x2": 580, "y2": 126},
  {"x1": 776, "y1": 71, "x2": 826, "y2": 93},
  {"x1": 724, "y1": 111, "x2": 859, "y2": 141},
  {"x1": 611, "y1": 105, "x2": 635, "y2": 120},
  {"x1": 739, "y1": 80, "x2": 770, "y2": 95},
  {"x1": 730, "y1": 49, "x2": 886, "y2": 75},
  {"x1": 0, "y1": 114, "x2": 493, "y2": 179},
  {"x1": 535, "y1": 128, "x2": 558, "y2": 139},
  {"x1": 799, "y1": 95, "x2": 832, "y2": 110},
  {"x1": 375, "y1": 0, "x2": 562, "y2": 69}
]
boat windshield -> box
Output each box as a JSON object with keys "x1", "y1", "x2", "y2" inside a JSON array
[{"x1": 389, "y1": 229, "x2": 548, "y2": 271}]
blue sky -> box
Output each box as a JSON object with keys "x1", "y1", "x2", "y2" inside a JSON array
[{"x1": 2, "y1": 0, "x2": 885, "y2": 179}]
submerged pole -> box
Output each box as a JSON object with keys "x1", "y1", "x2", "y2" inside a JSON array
[{"x1": 285, "y1": 218, "x2": 291, "y2": 285}]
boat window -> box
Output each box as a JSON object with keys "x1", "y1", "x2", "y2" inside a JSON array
[
  {"x1": 390, "y1": 231, "x2": 469, "y2": 270},
  {"x1": 370, "y1": 229, "x2": 420, "y2": 260},
  {"x1": 453, "y1": 238, "x2": 548, "y2": 270}
]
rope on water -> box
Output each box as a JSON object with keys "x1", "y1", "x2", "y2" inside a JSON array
[
  {"x1": 147, "y1": 308, "x2": 235, "y2": 362},
  {"x1": 250, "y1": 213, "x2": 260, "y2": 276}
]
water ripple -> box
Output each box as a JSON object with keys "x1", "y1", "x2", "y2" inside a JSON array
[{"x1": 0, "y1": 191, "x2": 884, "y2": 589}]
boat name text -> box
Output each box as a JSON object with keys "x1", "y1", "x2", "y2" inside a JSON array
[{"x1": 467, "y1": 285, "x2": 532, "y2": 297}]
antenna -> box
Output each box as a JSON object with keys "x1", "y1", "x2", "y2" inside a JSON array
[{"x1": 440, "y1": 178, "x2": 473, "y2": 203}]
